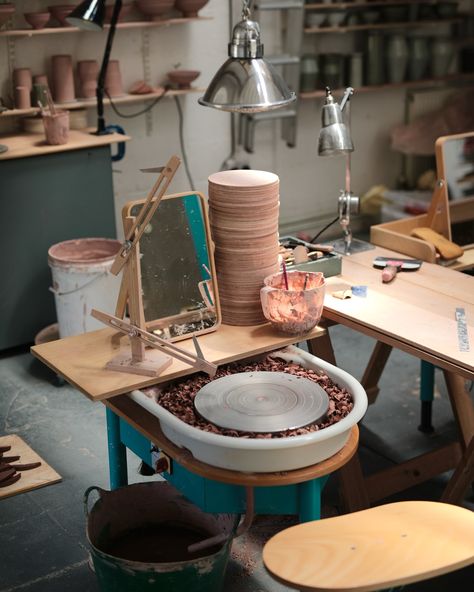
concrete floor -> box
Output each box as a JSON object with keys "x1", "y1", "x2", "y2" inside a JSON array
[{"x1": 1, "y1": 324, "x2": 473, "y2": 592}]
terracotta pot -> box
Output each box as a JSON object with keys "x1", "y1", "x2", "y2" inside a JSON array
[
  {"x1": 105, "y1": 3, "x2": 133, "y2": 22},
  {"x1": 13, "y1": 68, "x2": 32, "y2": 91},
  {"x1": 48, "y1": 5, "x2": 75, "y2": 26},
  {"x1": 134, "y1": 0, "x2": 175, "y2": 20},
  {"x1": 43, "y1": 110, "x2": 70, "y2": 145},
  {"x1": 0, "y1": 3, "x2": 15, "y2": 27},
  {"x1": 104, "y1": 60, "x2": 124, "y2": 97},
  {"x1": 167, "y1": 69, "x2": 200, "y2": 89},
  {"x1": 15, "y1": 86, "x2": 31, "y2": 110},
  {"x1": 175, "y1": 0, "x2": 209, "y2": 18},
  {"x1": 51, "y1": 54, "x2": 75, "y2": 103},
  {"x1": 33, "y1": 74, "x2": 49, "y2": 87},
  {"x1": 24, "y1": 12, "x2": 51, "y2": 30},
  {"x1": 77, "y1": 60, "x2": 99, "y2": 99}
]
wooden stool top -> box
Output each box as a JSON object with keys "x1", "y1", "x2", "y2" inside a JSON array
[{"x1": 263, "y1": 501, "x2": 474, "y2": 592}]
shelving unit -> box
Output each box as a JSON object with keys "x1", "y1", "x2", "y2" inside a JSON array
[
  {"x1": 0, "y1": 88, "x2": 205, "y2": 118},
  {"x1": 0, "y1": 16, "x2": 211, "y2": 38},
  {"x1": 304, "y1": 17, "x2": 462, "y2": 34}
]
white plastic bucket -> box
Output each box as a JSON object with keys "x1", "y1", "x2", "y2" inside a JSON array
[{"x1": 48, "y1": 238, "x2": 122, "y2": 338}]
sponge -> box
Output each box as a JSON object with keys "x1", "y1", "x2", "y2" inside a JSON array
[{"x1": 410, "y1": 227, "x2": 464, "y2": 260}]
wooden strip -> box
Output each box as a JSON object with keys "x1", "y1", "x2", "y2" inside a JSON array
[
  {"x1": 361, "y1": 341, "x2": 392, "y2": 405},
  {"x1": 443, "y1": 370, "x2": 474, "y2": 448},
  {"x1": 0, "y1": 435, "x2": 61, "y2": 500},
  {"x1": 442, "y1": 437, "x2": 474, "y2": 504},
  {"x1": 337, "y1": 453, "x2": 370, "y2": 513},
  {"x1": 364, "y1": 442, "x2": 462, "y2": 503},
  {"x1": 106, "y1": 395, "x2": 358, "y2": 487}
]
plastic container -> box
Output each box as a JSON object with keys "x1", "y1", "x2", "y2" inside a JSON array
[
  {"x1": 48, "y1": 238, "x2": 121, "y2": 338},
  {"x1": 85, "y1": 482, "x2": 237, "y2": 592},
  {"x1": 129, "y1": 345, "x2": 368, "y2": 472}
]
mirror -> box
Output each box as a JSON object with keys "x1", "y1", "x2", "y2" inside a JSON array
[
  {"x1": 435, "y1": 132, "x2": 474, "y2": 250},
  {"x1": 123, "y1": 192, "x2": 221, "y2": 341}
]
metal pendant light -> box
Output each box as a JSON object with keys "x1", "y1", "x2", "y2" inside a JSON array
[
  {"x1": 65, "y1": 0, "x2": 106, "y2": 30},
  {"x1": 199, "y1": 1, "x2": 296, "y2": 113}
]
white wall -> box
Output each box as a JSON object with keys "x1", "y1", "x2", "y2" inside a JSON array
[{"x1": 1, "y1": 0, "x2": 463, "y2": 238}]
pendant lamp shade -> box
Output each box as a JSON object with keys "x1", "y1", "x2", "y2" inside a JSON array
[
  {"x1": 199, "y1": 16, "x2": 296, "y2": 113},
  {"x1": 66, "y1": 0, "x2": 106, "y2": 30}
]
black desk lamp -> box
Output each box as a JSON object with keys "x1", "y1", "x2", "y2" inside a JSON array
[{"x1": 66, "y1": 0, "x2": 122, "y2": 135}]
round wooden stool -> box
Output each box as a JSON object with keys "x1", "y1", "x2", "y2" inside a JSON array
[{"x1": 263, "y1": 501, "x2": 474, "y2": 591}]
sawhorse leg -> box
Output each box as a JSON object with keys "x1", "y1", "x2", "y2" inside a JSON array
[
  {"x1": 419, "y1": 360, "x2": 435, "y2": 433},
  {"x1": 106, "y1": 407, "x2": 128, "y2": 490}
]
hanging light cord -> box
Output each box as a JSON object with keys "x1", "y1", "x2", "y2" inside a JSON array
[
  {"x1": 104, "y1": 86, "x2": 171, "y2": 118},
  {"x1": 174, "y1": 95, "x2": 196, "y2": 191},
  {"x1": 310, "y1": 216, "x2": 339, "y2": 243}
]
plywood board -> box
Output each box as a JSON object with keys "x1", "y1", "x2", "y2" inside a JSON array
[
  {"x1": 0, "y1": 435, "x2": 61, "y2": 499},
  {"x1": 31, "y1": 323, "x2": 326, "y2": 402}
]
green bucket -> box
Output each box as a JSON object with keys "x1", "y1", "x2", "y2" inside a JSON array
[{"x1": 84, "y1": 482, "x2": 238, "y2": 592}]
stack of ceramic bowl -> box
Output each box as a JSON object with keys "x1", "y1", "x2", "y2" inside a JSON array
[{"x1": 208, "y1": 170, "x2": 280, "y2": 326}]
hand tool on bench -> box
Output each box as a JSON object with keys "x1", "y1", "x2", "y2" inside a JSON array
[{"x1": 373, "y1": 256, "x2": 422, "y2": 283}]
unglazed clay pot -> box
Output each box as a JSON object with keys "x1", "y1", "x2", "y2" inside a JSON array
[
  {"x1": 48, "y1": 5, "x2": 75, "y2": 26},
  {"x1": 51, "y1": 54, "x2": 75, "y2": 103},
  {"x1": 24, "y1": 12, "x2": 51, "y2": 30},
  {"x1": 175, "y1": 0, "x2": 209, "y2": 18},
  {"x1": 105, "y1": 2, "x2": 133, "y2": 22},
  {"x1": 167, "y1": 69, "x2": 200, "y2": 89},
  {"x1": 104, "y1": 60, "x2": 124, "y2": 97},
  {"x1": 15, "y1": 86, "x2": 31, "y2": 110},
  {"x1": 13, "y1": 68, "x2": 32, "y2": 91},
  {"x1": 77, "y1": 60, "x2": 99, "y2": 99},
  {"x1": 134, "y1": 0, "x2": 174, "y2": 20},
  {"x1": 0, "y1": 3, "x2": 14, "y2": 27}
]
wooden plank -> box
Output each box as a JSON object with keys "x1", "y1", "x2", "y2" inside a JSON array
[
  {"x1": 443, "y1": 370, "x2": 474, "y2": 448},
  {"x1": 364, "y1": 442, "x2": 462, "y2": 503},
  {"x1": 442, "y1": 437, "x2": 474, "y2": 505},
  {"x1": 361, "y1": 341, "x2": 392, "y2": 405},
  {"x1": 0, "y1": 435, "x2": 61, "y2": 500},
  {"x1": 263, "y1": 501, "x2": 474, "y2": 592},
  {"x1": 31, "y1": 323, "x2": 327, "y2": 401},
  {"x1": 106, "y1": 395, "x2": 358, "y2": 486},
  {"x1": 0, "y1": 129, "x2": 130, "y2": 160},
  {"x1": 337, "y1": 454, "x2": 370, "y2": 513}
]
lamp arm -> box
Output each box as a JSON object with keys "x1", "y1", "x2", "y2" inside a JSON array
[{"x1": 96, "y1": 0, "x2": 122, "y2": 135}]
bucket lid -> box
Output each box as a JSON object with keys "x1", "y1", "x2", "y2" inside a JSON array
[{"x1": 48, "y1": 238, "x2": 121, "y2": 267}]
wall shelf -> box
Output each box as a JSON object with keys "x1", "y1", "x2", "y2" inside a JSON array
[
  {"x1": 0, "y1": 88, "x2": 204, "y2": 118},
  {"x1": 305, "y1": 1, "x2": 446, "y2": 9},
  {"x1": 299, "y1": 72, "x2": 474, "y2": 99},
  {"x1": 304, "y1": 17, "x2": 462, "y2": 34},
  {"x1": 0, "y1": 16, "x2": 211, "y2": 38}
]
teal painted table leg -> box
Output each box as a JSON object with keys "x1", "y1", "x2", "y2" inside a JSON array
[
  {"x1": 106, "y1": 407, "x2": 128, "y2": 489},
  {"x1": 418, "y1": 361, "x2": 435, "y2": 433},
  {"x1": 298, "y1": 476, "x2": 328, "y2": 522}
]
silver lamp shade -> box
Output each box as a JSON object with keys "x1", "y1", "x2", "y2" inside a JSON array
[
  {"x1": 199, "y1": 17, "x2": 296, "y2": 113},
  {"x1": 318, "y1": 87, "x2": 354, "y2": 156}
]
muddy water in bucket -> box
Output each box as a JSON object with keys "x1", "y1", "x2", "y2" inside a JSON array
[
  {"x1": 48, "y1": 238, "x2": 121, "y2": 338},
  {"x1": 85, "y1": 482, "x2": 238, "y2": 592}
]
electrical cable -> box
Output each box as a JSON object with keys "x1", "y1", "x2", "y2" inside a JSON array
[
  {"x1": 104, "y1": 86, "x2": 171, "y2": 118},
  {"x1": 309, "y1": 216, "x2": 339, "y2": 244},
  {"x1": 174, "y1": 95, "x2": 196, "y2": 191}
]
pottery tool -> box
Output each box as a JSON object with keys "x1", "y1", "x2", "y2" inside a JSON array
[
  {"x1": 373, "y1": 256, "x2": 422, "y2": 283},
  {"x1": 91, "y1": 309, "x2": 217, "y2": 377},
  {"x1": 45, "y1": 87, "x2": 56, "y2": 116},
  {"x1": 455, "y1": 307, "x2": 470, "y2": 352},
  {"x1": 194, "y1": 372, "x2": 329, "y2": 432},
  {"x1": 282, "y1": 260, "x2": 289, "y2": 290}
]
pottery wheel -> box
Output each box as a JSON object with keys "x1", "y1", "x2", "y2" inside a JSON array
[{"x1": 194, "y1": 372, "x2": 329, "y2": 432}]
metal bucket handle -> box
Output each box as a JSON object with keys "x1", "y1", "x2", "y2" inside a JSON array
[{"x1": 84, "y1": 485, "x2": 108, "y2": 518}]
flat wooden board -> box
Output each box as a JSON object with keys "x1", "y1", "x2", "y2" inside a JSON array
[
  {"x1": 0, "y1": 129, "x2": 130, "y2": 161},
  {"x1": 31, "y1": 323, "x2": 326, "y2": 402},
  {"x1": 324, "y1": 246, "x2": 474, "y2": 380},
  {"x1": 263, "y1": 501, "x2": 474, "y2": 592},
  {"x1": 0, "y1": 435, "x2": 61, "y2": 500}
]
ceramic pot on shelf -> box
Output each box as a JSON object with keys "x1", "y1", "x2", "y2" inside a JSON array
[
  {"x1": 366, "y1": 32, "x2": 384, "y2": 85},
  {"x1": 13, "y1": 68, "x2": 32, "y2": 92},
  {"x1": 174, "y1": 0, "x2": 209, "y2": 18},
  {"x1": 386, "y1": 34, "x2": 408, "y2": 83},
  {"x1": 300, "y1": 54, "x2": 320, "y2": 92},
  {"x1": 51, "y1": 54, "x2": 75, "y2": 103},
  {"x1": 408, "y1": 36, "x2": 429, "y2": 81},
  {"x1": 77, "y1": 60, "x2": 99, "y2": 99},
  {"x1": 431, "y1": 37, "x2": 455, "y2": 78},
  {"x1": 134, "y1": 0, "x2": 175, "y2": 20},
  {"x1": 104, "y1": 60, "x2": 124, "y2": 97},
  {"x1": 15, "y1": 86, "x2": 31, "y2": 110}
]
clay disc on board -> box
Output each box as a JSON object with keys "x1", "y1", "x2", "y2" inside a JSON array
[{"x1": 194, "y1": 371, "x2": 329, "y2": 433}]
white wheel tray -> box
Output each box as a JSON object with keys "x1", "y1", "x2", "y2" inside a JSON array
[{"x1": 129, "y1": 346, "x2": 368, "y2": 473}]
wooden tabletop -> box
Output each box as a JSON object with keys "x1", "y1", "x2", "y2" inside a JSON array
[
  {"x1": 323, "y1": 245, "x2": 474, "y2": 380},
  {"x1": 31, "y1": 323, "x2": 326, "y2": 401},
  {"x1": 0, "y1": 129, "x2": 130, "y2": 160}
]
